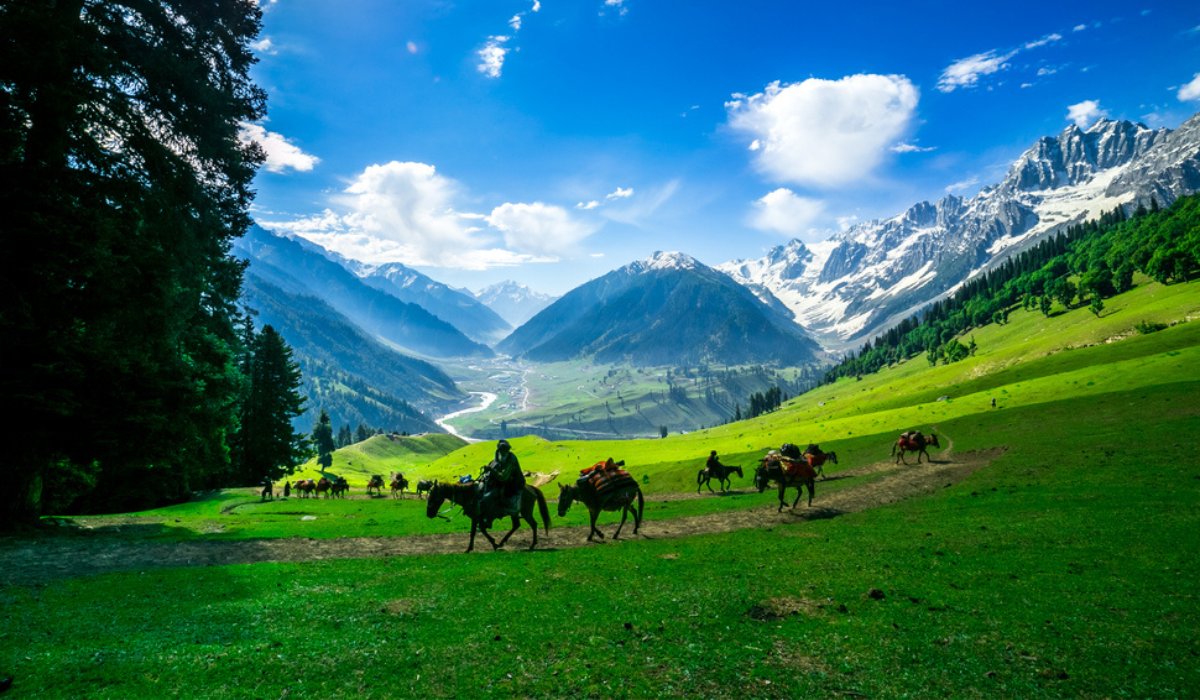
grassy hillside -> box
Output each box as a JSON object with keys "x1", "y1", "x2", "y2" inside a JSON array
[
  {"x1": 291, "y1": 432, "x2": 468, "y2": 485},
  {"x1": 4, "y1": 276, "x2": 1199, "y2": 697}
]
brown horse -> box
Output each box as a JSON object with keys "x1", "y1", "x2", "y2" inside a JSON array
[
  {"x1": 696, "y1": 463, "x2": 744, "y2": 493},
  {"x1": 557, "y1": 482, "x2": 644, "y2": 541},
  {"x1": 804, "y1": 450, "x2": 838, "y2": 480},
  {"x1": 425, "y1": 481, "x2": 551, "y2": 553},
  {"x1": 316, "y1": 477, "x2": 332, "y2": 498},
  {"x1": 390, "y1": 474, "x2": 409, "y2": 498},
  {"x1": 294, "y1": 479, "x2": 316, "y2": 498},
  {"x1": 892, "y1": 432, "x2": 940, "y2": 464},
  {"x1": 777, "y1": 459, "x2": 817, "y2": 511},
  {"x1": 330, "y1": 477, "x2": 349, "y2": 498},
  {"x1": 366, "y1": 475, "x2": 385, "y2": 496}
]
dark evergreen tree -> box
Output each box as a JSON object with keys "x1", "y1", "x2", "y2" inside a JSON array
[
  {"x1": 313, "y1": 411, "x2": 335, "y2": 471},
  {"x1": 240, "y1": 326, "x2": 307, "y2": 482},
  {"x1": 0, "y1": 0, "x2": 266, "y2": 523},
  {"x1": 336, "y1": 425, "x2": 353, "y2": 448}
]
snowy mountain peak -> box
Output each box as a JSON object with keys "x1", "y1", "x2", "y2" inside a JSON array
[{"x1": 629, "y1": 250, "x2": 700, "y2": 273}]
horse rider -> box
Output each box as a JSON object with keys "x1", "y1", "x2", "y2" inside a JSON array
[
  {"x1": 480, "y1": 439, "x2": 524, "y2": 522},
  {"x1": 706, "y1": 450, "x2": 725, "y2": 475}
]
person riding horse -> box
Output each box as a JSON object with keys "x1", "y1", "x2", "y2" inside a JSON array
[
  {"x1": 480, "y1": 439, "x2": 524, "y2": 526},
  {"x1": 705, "y1": 450, "x2": 724, "y2": 475}
]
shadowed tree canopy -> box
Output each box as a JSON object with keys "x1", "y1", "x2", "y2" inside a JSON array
[
  {"x1": 238, "y1": 324, "x2": 308, "y2": 483},
  {"x1": 0, "y1": 0, "x2": 266, "y2": 523}
]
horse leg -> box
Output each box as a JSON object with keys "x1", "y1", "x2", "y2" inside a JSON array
[
  {"x1": 467, "y1": 519, "x2": 477, "y2": 553},
  {"x1": 806, "y1": 479, "x2": 814, "y2": 507},
  {"x1": 521, "y1": 507, "x2": 539, "y2": 551},
  {"x1": 589, "y1": 510, "x2": 605, "y2": 541},
  {"x1": 497, "y1": 514, "x2": 521, "y2": 548},
  {"x1": 777, "y1": 484, "x2": 787, "y2": 513},
  {"x1": 614, "y1": 507, "x2": 629, "y2": 540}
]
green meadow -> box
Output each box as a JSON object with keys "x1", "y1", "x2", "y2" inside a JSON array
[{"x1": 2, "y1": 278, "x2": 1199, "y2": 697}]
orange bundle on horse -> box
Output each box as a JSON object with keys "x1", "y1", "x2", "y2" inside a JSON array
[{"x1": 390, "y1": 473, "x2": 409, "y2": 498}]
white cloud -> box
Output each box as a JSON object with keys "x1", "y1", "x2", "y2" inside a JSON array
[
  {"x1": 937, "y1": 49, "x2": 1018, "y2": 92},
  {"x1": 532, "y1": 0, "x2": 541, "y2": 11},
  {"x1": 891, "y1": 142, "x2": 935, "y2": 153},
  {"x1": 606, "y1": 186, "x2": 634, "y2": 200},
  {"x1": 576, "y1": 200, "x2": 601, "y2": 210},
  {"x1": 603, "y1": 0, "x2": 629, "y2": 16},
  {"x1": 1073, "y1": 23, "x2": 1087, "y2": 32},
  {"x1": 1066, "y1": 99, "x2": 1108, "y2": 127},
  {"x1": 509, "y1": 14, "x2": 523, "y2": 31},
  {"x1": 250, "y1": 37, "x2": 275, "y2": 54},
  {"x1": 749, "y1": 188, "x2": 825, "y2": 236},
  {"x1": 486, "y1": 202, "x2": 598, "y2": 256},
  {"x1": 1178, "y1": 74, "x2": 1200, "y2": 102},
  {"x1": 406, "y1": 41, "x2": 418, "y2": 55},
  {"x1": 945, "y1": 176, "x2": 980, "y2": 194},
  {"x1": 238, "y1": 122, "x2": 319, "y2": 173},
  {"x1": 477, "y1": 36, "x2": 509, "y2": 78},
  {"x1": 726, "y1": 74, "x2": 919, "y2": 188},
  {"x1": 1025, "y1": 33, "x2": 1062, "y2": 49}
]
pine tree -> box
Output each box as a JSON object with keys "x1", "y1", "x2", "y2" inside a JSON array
[
  {"x1": 313, "y1": 411, "x2": 336, "y2": 471},
  {"x1": 240, "y1": 326, "x2": 308, "y2": 482},
  {"x1": 0, "y1": 0, "x2": 266, "y2": 523}
]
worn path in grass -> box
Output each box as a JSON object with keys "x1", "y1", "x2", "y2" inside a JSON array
[{"x1": 0, "y1": 439, "x2": 996, "y2": 586}]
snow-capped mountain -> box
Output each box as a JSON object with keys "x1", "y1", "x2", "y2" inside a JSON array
[
  {"x1": 721, "y1": 113, "x2": 1200, "y2": 351},
  {"x1": 498, "y1": 251, "x2": 820, "y2": 366},
  {"x1": 351, "y1": 262, "x2": 511, "y2": 345},
  {"x1": 474, "y1": 281, "x2": 557, "y2": 328}
]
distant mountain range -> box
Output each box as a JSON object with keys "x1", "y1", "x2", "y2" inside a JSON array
[
  {"x1": 241, "y1": 274, "x2": 464, "y2": 432},
  {"x1": 350, "y1": 261, "x2": 511, "y2": 345},
  {"x1": 721, "y1": 113, "x2": 1200, "y2": 350},
  {"x1": 497, "y1": 251, "x2": 821, "y2": 366},
  {"x1": 474, "y1": 281, "x2": 557, "y2": 327},
  {"x1": 233, "y1": 226, "x2": 492, "y2": 359}
]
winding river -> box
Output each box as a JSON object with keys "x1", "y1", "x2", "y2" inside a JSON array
[{"x1": 434, "y1": 391, "x2": 497, "y2": 442}]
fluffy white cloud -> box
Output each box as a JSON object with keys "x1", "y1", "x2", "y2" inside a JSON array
[
  {"x1": 477, "y1": 36, "x2": 509, "y2": 78},
  {"x1": 726, "y1": 74, "x2": 919, "y2": 188},
  {"x1": 606, "y1": 186, "x2": 634, "y2": 200},
  {"x1": 250, "y1": 37, "x2": 275, "y2": 54},
  {"x1": 486, "y1": 202, "x2": 598, "y2": 256},
  {"x1": 937, "y1": 49, "x2": 1018, "y2": 92},
  {"x1": 749, "y1": 188, "x2": 825, "y2": 236},
  {"x1": 576, "y1": 200, "x2": 600, "y2": 210},
  {"x1": 238, "y1": 122, "x2": 319, "y2": 173},
  {"x1": 1066, "y1": 99, "x2": 1108, "y2": 127},
  {"x1": 603, "y1": 0, "x2": 629, "y2": 16},
  {"x1": 1178, "y1": 74, "x2": 1200, "y2": 102}
]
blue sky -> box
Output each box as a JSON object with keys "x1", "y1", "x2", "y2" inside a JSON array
[{"x1": 246, "y1": 0, "x2": 1200, "y2": 295}]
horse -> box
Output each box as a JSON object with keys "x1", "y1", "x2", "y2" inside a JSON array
[
  {"x1": 294, "y1": 479, "x2": 316, "y2": 498},
  {"x1": 366, "y1": 475, "x2": 385, "y2": 496},
  {"x1": 696, "y1": 463, "x2": 744, "y2": 493},
  {"x1": 425, "y1": 481, "x2": 551, "y2": 553},
  {"x1": 804, "y1": 450, "x2": 838, "y2": 480},
  {"x1": 390, "y1": 474, "x2": 409, "y2": 498},
  {"x1": 316, "y1": 477, "x2": 332, "y2": 498},
  {"x1": 415, "y1": 479, "x2": 435, "y2": 499},
  {"x1": 330, "y1": 477, "x2": 349, "y2": 498},
  {"x1": 754, "y1": 457, "x2": 784, "y2": 493},
  {"x1": 891, "y1": 432, "x2": 940, "y2": 464},
  {"x1": 557, "y1": 482, "x2": 644, "y2": 542},
  {"x1": 777, "y1": 459, "x2": 817, "y2": 511}
]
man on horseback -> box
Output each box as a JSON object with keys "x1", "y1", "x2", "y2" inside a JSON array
[
  {"x1": 706, "y1": 450, "x2": 724, "y2": 475},
  {"x1": 480, "y1": 439, "x2": 524, "y2": 526}
]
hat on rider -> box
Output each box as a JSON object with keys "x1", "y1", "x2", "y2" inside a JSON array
[{"x1": 497, "y1": 439, "x2": 511, "y2": 452}]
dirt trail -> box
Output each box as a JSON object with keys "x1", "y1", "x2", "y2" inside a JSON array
[{"x1": 0, "y1": 442, "x2": 999, "y2": 587}]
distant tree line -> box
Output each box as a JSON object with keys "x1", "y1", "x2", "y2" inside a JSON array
[{"x1": 822, "y1": 195, "x2": 1199, "y2": 385}]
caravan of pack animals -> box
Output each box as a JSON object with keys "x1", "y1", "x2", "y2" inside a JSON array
[{"x1": 255, "y1": 431, "x2": 936, "y2": 552}]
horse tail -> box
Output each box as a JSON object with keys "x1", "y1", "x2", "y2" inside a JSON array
[
  {"x1": 636, "y1": 486, "x2": 645, "y2": 524},
  {"x1": 696, "y1": 469, "x2": 705, "y2": 485},
  {"x1": 890, "y1": 440, "x2": 898, "y2": 457},
  {"x1": 534, "y1": 487, "x2": 551, "y2": 533}
]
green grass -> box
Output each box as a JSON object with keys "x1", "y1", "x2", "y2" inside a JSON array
[{"x1": 4, "y1": 277, "x2": 1200, "y2": 697}]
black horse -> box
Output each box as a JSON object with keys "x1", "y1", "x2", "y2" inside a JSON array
[
  {"x1": 557, "y1": 482, "x2": 644, "y2": 542},
  {"x1": 415, "y1": 479, "x2": 435, "y2": 499},
  {"x1": 425, "y1": 482, "x2": 551, "y2": 553},
  {"x1": 696, "y1": 463, "x2": 744, "y2": 493}
]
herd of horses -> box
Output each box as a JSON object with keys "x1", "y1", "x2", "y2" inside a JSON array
[{"x1": 257, "y1": 430, "x2": 938, "y2": 552}]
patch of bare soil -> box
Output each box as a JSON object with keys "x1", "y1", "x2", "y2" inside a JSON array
[{"x1": 0, "y1": 442, "x2": 1002, "y2": 586}]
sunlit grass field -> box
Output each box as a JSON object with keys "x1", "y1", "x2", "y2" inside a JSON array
[{"x1": 3, "y1": 277, "x2": 1198, "y2": 697}]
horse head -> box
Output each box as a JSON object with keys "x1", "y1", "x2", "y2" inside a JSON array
[
  {"x1": 732, "y1": 465, "x2": 744, "y2": 478},
  {"x1": 556, "y1": 483, "x2": 575, "y2": 517},
  {"x1": 827, "y1": 452, "x2": 838, "y2": 464},
  {"x1": 928, "y1": 434, "x2": 940, "y2": 448},
  {"x1": 425, "y1": 485, "x2": 446, "y2": 518}
]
